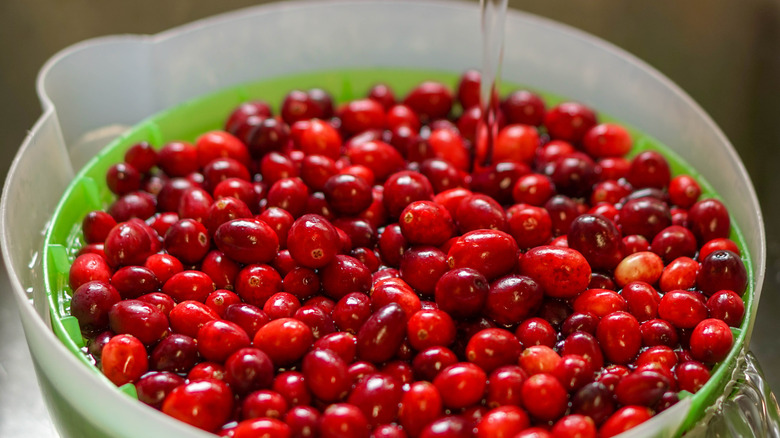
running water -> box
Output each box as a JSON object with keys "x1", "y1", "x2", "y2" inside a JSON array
[{"x1": 476, "y1": 0, "x2": 508, "y2": 169}]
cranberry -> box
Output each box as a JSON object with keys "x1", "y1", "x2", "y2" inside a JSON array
[
  {"x1": 197, "y1": 319, "x2": 251, "y2": 363},
  {"x1": 162, "y1": 270, "x2": 215, "y2": 303},
  {"x1": 659, "y1": 256, "x2": 699, "y2": 292},
  {"x1": 520, "y1": 246, "x2": 590, "y2": 299},
  {"x1": 101, "y1": 334, "x2": 148, "y2": 386},
  {"x1": 697, "y1": 249, "x2": 748, "y2": 296},
  {"x1": 690, "y1": 318, "x2": 734, "y2": 363},
  {"x1": 699, "y1": 237, "x2": 740, "y2": 260},
  {"x1": 136, "y1": 371, "x2": 185, "y2": 409},
  {"x1": 108, "y1": 299, "x2": 168, "y2": 345},
  {"x1": 200, "y1": 251, "x2": 240, "y2": 291},
  {"x1": 70, "y1": 281, "x2": 121, "y2": 330},
  {"x1": 553, "y1": 354, "x2": 594, "y2": 392},
  {"x1": 302, "y1": 349, "x2": 351, "y2": 401},
  {"x1": 562, "y1": 332, "x2": 604, "y2": 371},
  {"x1": 263, "y1": 292, "x2": 302, "y2": 319},
  {"x1": 368, "y1": 83, "x2": 396, "y2": 110},
  {"x1": 319, "y1": 403, "x2": 371, "y2": 438},
  {"x1": 356, "y1": 303, "x2": 407, "y2": 363},
  {"x1": 571, "y1": 382, "x2": 615, "y2": 425},
  {"x1": 406, "y1": 309, "x2": 456, "y2": 351},
  {"x1": 484, "y1": 274, "x2": 544, "y2": 325},
  {"x1": 103, "y1": 220, "x2": 156, "y2": 267},
  {"x1": 707, "y1": 289, "x2": 745, "y2": 327},
  {"x1": 475, "y1": 405, "x2": 530, "y2": 438},
  {"x1": 582, "y1": 123, "x2": 631, "y2": 158},
  {"x1": 515, "y1": 317, "x2": 557, "y2": 348},
  {"x1": 284, "y1": 406, "x2": 319, "y2": 438},
  {"x1": 465, "y1": 328, "x2": 521, "y2": 374},
  {"x1": 599, "y1": 406, "x2": 653, "y2": 438},
  {"x1": 561, "y1": 312, "x2": 599, "y2": 337},
  {"x1": 613, "y1": 251, "x2": 664, "y2": 288},
  {"x1": 568, "y1": 214, "x2": 622, "y2": 270},
  {"x1": 505, "y1": 204, "x2": 552, "y2": 249},
  {"x1": 82, "y1": 210, "x2": 118, "y2": 244},
  {"x1": 521, "y1": 373, "x2": 568, "y2": 421},
  {"x1": 573, "y1": 289, "x2": 626, "y2": 318},
  {"x1": 434, "y1": 268, "x2": 489, "y2": 319},
  {"x1": 253, "y1": 318, "x2": 314, "y2": 366},
  {"x1": 150, "y1": 334, "x2": 199, "y2": 373},
  {"x1": 543, "y1": 102, "x2": 597, "y2": 143},
  {"x1": 162, "y1": 379, "x2": 234, "y2": 433},
  {"x1": 225, "y1": 100, "x2": 271, "y2": 134},
  {"x1": 411, "y1": 346, "x2": 459, "y2": 382},
  {"x1": 512, "y1": 173, "x2": 554, "y2": 206},
  {"x1": 248, "y1": 117, "x2": 291, "y2": 158},
  {"x1": 658, "y1": 290, "x2": 708, "y2": 329},
  {"x1": 215, "y1": 218, "x2": 279, "y2": 265},
  {"x1": 223, "y1": 303, "x2": 269, "y2": 338},
  {"x1": 640, "y1": 319, "x2": 679, "y2": 347},
  {"x1": 448, "y1": 229, "x2": 518, "y2": 280},
  {"x1": 675, "y1": 360, "x2": 711, "y2": 393},
  {"x1": 232, "y1": 418, "x2": 291, "y2": 438},
  {"x1": 235, "y1": 264, "x2": 282, "y2": 307},
  {"x1": 433, "y1": 362, "x2": 487, "y2": 409},
  {"x1": 625, "y1": 151, "x2": 671, "y2": 189},
  {"x1": 596, "y1": 311, "x2": 641, "y2": 365},
  {"x1": 348, "y1": 373, "x2": 403, "y2": 427},
  {"x1": 320, "y1": 255, "x2": 372, "y2": 300}
]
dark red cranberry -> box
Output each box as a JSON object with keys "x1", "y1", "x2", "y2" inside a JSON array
[
  {"x1": 618, "y1": 197, "x2": 671, "y2": 240},
  {"x1": 697, "y1": 250, "x2": 747, "y2": 296},
  {"x1": 568, "y1": 214, "x2": 622, "y2": 270},
  {"x1": 197, "y1": 319, "x2": 251, "y2": 363},
  {"x1": 571, "y1": 382, "x2": 615, "y2": 425},
  {"x1": 356, "y1": 303, "x2": 407, "y2": 364},
  {"x1": 150, "y1": 333, "x2": 199, "y2": 373},
  {"x1": 224, "y1": 303, "x2": 270, "y2": 338}
]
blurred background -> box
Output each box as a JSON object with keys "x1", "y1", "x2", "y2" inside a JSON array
[{"x1": 1, "y1": 0, "x2": 778, "y2": 436}]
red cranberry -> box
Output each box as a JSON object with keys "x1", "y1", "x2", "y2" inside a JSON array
[
  {"x1": 516, "y1": 317, "x2": 557, "y2": 347},
  {"x1": 519, "y1": 246, "x2": 590, "y2": 299},
  {"x1": 101, "y1": 334, "x2": 149, "y2": 386},
  {"x1": 626, "y1": 151, "x2": 671, "y2": 189},
  {"x1": 108, "y1": 299, "x2": 168, "y2": 345},
  {"x1": 320, "y1": 255, "x2": 371, "y2": 300},
  {"x1": 215, "y1": 218, "x2": 279, "y2": 265},
  {"x1": 346, "y1": 140, "x2": 406, "y2": 183},
  {"x1": 434, "y1": 268, "x2": 489, "y2": 319},
  {"x1": 162, "y1": 270, "x2": 215, "y2": 303},
  {"x1": 707, "y1": 289, "x2": 745, "y2": 327},
  {"x1": 512, "y1": 173, "x2": 554, "y2": 206},
  {"x1": 583, "y1": 123, "x2": 631, "y2": 158},
  {"x1": 82, "y1": 210, "x2": 118, "y2": 244},
  {"x1": 383, "y1": 170, "x2": 435, "y2": 218},
  {"x1": 521, "y1": 373, "x2": 568, "y2": 422},
  {"x1": 433, "y1": 362, "x2": 487, "y2": 409},
  {"x1": 197, "y1": 319, "x2": 251, "y2": 363},
  {"x1": 690, "y1": 318, "x2": 734, "y2": 363},
  {"x1": 319, "y1": 403, "x2": 370, "y2": 438},
  {"x1": 302, "y1": 349, "x2": 351, "y2": 402},
  {"x1": 599, "y1": 406, "x2": 653, "y2": 438},
  {"x1": 543, "y1": 102, "x2": 597, "y2": 143},
  {"x1": 253, "y1": 318, "x2": 313, "y2": 366},
  {"x1": 640, "y1": 319, "x2": 679, "y2": 347},
  {"x1": 466, "y1": 328, "x2": 522, "y2": 374},
  {"x1": 162, "y1": 379, "x2": 234, "y2": 433},
  {"x1": 348, "y1": 373, "x2": 403, "y2": 427},
  {"x1": 475, "y1": 405, "x2": 530, "y2": 438}
]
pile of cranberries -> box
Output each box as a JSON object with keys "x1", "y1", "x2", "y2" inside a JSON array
[{"x1": 66, "y1": 70, "x2": 749, "y2": 438}]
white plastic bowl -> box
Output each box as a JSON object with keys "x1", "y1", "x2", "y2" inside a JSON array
[{"x1": 1, "y1": 1, "x2": 765, "y2": 437}]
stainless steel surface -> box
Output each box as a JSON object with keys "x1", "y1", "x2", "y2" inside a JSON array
[{"x1": 1, "y1": 1, "x2": 778, "y2": 436}]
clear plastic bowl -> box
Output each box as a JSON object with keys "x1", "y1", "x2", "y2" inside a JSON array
[{"x1": 0, "y1": 1, "x2": 765, "y2": 437}]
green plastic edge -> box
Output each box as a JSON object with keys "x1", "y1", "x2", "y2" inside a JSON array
[{"x1": 40, "y1": 67, "x2": 755, "y2": 436}]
